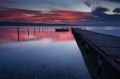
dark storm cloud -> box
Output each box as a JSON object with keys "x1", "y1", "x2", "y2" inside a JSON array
[
  {"x1": 92, "y1": 7, "x2": 109, "y2": 15},
  {"x1": 103, "y1": 0, "x2": 120, "y2": 3},
  {"x1": 113, "y1": 8, "x2": 120, "y2": 13},
  {"x1": 87, "y1": 7, "x2": 120, "y2": 24}
]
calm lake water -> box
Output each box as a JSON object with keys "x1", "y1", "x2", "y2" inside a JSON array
[
  {"x1": 0, "y1": 26, "x2": 119, "y2": 79},
  {"x1": 0, "y1": 26, "x2": 91, "y2": 79},
  {"x1": 85, "y1": 26, "x2": 120, "y2": 37}
]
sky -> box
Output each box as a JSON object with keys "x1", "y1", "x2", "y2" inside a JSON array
[
  {"x1": 0, "y1": 0, "x2": 91, "y2": 12},
  {"x1": 0, "y1": 0, "x2": 120, "y2": 24}
]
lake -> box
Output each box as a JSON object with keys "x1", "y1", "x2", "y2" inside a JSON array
[
  {"x1": 85, "y1": 26, "x2": 120, "y2": 37},
  {"x1": 0, "y1": 26, "x2": 119, "y2": 79},
  {"x1": 0, "y1": 26, "x2": 91, "y2": 79}
]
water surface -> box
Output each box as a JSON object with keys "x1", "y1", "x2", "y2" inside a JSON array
[
  {"x1": 85, "y1": 26, "x2": 120, "y2": 37},
  {"x1": 0, "y1": 27, "x2": 91, "y2": 79}
]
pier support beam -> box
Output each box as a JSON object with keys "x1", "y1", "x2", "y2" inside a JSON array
[
  {"x1": 28, "y1": 28, "x2": 29, "y2": 38},
  {"x1": 17, "y1": 27, "x2": 20, "y2": 41},
  {"x1": 34, "y1": 28, "x2": 36, "y2": 35},
  {"x1": 96, "y1": 54, "x2": 103, "y2": 77}
]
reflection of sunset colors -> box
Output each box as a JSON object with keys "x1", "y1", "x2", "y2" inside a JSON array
[
  {"x1": 0, "y1": 7, "x2": 86, "y2": 24},
  {"x1": 0, "y1": 27, "x2": 74, "y2": 43},
  {"x1": 36, "y1": 31, "x2": 74, "y2": 41}
]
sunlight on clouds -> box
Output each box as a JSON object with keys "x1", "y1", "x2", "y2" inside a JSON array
[
  {"x1": 105, "y1": 11, "x2": 120, "y2": 15},
  {"x1": 41, "y1": 10, "x2": 53, "y2": 14},
  {"x1": 25, "y1": 13, "x2": 37, "y2": 17}
]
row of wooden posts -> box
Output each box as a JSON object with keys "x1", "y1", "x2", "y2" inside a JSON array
[{"x1": 16, "y1": 27, "x2": 47, "y2": 41}]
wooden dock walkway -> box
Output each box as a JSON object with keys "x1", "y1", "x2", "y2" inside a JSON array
[{"x1": 72, "y1": 28, "x2": 120, "y2": 76}]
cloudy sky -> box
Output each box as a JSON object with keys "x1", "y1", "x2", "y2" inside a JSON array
[
  {"x1": 0, "y1": 0, "x2": 120, "y2": 24},
  {"x1": 0, "y1": 0, "x2": 119, "y2": 12},
  {"x1": 0, "y1": 0, "x2": 91, "y2": 12}
]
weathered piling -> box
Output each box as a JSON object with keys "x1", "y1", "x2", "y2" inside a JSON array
[
  {"x1": 17, "y1": 27, "x2": 20, "y2": 41},
  {"x1": 34, "y1": 28, "x2": 36, "y2": 35},
  {"x1": 28, "y1": 28, "x2": 29, "y2": 38}
]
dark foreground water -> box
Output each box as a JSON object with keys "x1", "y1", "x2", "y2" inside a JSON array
[{"x1": 0, "y1": 27, "x2": 91, "y2": 79}]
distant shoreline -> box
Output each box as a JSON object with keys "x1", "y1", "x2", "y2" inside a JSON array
[{"x1": 0, "y1": 22, "x2": 120, "y2": 26}]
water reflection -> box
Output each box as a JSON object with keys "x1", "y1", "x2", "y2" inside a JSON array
[
  {"x1": 0, "y1": 27, "x2": 91, "y2": 79},
  {"x1": 1, "y1": 26, "x2": 118, "y2": 79},
  {"x1": 0, "y1": 27, "x2": 74, "y2": 44},
  {"x1": 85, "y1": 26, "x2": 120, "y2": 37}
]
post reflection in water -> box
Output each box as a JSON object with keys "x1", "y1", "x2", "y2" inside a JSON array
[{"x1": 0, "y1": 27, "x2": 74, "y2": 43}]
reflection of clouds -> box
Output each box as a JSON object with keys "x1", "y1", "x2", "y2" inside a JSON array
[
  {"x1": 40, "y1": 38, "x2": 52, "y2": 42},
  {"x1": 86, "y1": 26, "x2": 120, "y2": 30},
  {"x1": 0, "y1": 27, "x2": 74, "y2": 44},
  {"x1": 85, "y1": 26, "x2": 120, "y2": 37},
  {"x1": 102, "y1": 27, "x2": 118, "y2": 30},
  {"x1": 27, "y1": 35, "x2": 36, "y2": 39}
]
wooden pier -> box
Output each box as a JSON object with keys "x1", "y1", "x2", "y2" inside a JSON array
[{"x1": 72, "y1": 28, "x2": 120, "y2": 78}]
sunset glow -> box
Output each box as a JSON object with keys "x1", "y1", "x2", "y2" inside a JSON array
[
  {"x1": 0, "y1": 8, "x2": 86, "y2": 24},
  {"x1": 0, "y1": 27, "x2": 74, "y2": 43}
]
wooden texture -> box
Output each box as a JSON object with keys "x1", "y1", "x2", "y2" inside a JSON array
[{"x1": 72, "y1": 28, "x2": 120, "y2": 73}]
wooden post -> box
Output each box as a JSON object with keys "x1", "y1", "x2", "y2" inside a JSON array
[
  {"x1": 85, "y1": 43, "x2": 89, "y2": 54},
  {"x1": 28, "y1": 28, "x2": 29, "y2": 38},
  {"x1": 96, "y1": 54, "x2": 103, "y2": 77},
  {"x1": 34, "y1": 28, "x2": 36, "y2": 35},
  {"x1": 17, "y1": 27, "x2": 20, "y2": 41},
  {"x1": 39, "y1": 28, "x2": 40, "y2": 33}
]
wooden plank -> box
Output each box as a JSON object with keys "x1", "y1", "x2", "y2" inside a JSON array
[
  {"x1": 72, "y1": 28, "x2": 120, "y2": 73},
  {"x1": 116, "y1": 59, "x2": 120, "y2": 64},
  {"x1": 99, "y1": 47, "x2": 120, "y2": 55}
]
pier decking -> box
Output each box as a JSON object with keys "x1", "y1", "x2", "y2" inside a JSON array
[{"x1": 72, "y1": 28, "x2": 120, "y2": 78}]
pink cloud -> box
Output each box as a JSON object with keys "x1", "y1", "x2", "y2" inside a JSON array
[{"x1": 0, "y1": 7, "x2": 87, "y2": 24}]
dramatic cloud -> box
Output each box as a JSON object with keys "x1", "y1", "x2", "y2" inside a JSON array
[
  {"x1": 0, "y1": 7, "x2": 120, "y2": 25},
  {"x1": 103, "y1": 0, "x2": 120, "y2": 3},
  {"x1": 0, "y1": 7, "x2": 86, "y2": 24},
  {"x1": 92, "y1": 7, "x2": 109, "y2": 15},
  {"x1": 88, "y1": 7, "x2": 120, "y2": 24},
  {"x1": 113, "y1": 8, "x2": 120, "y2": 13}
]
